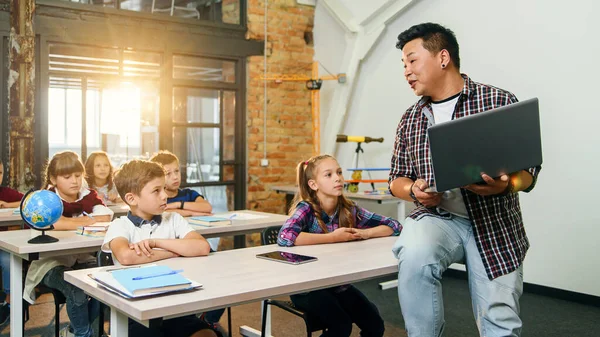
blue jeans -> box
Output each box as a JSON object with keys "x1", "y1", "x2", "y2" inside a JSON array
[
  {"x1": 0, "y1": 251, "x2": 9, "y2": 294},
  {"x1": 41, "y1": 265, "x2": 99, "y2": 337},
  {"x1": 393, "y1": 215, "x2": 523, "y2": 337}
]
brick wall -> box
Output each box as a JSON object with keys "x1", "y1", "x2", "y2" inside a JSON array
[{"x1": 246, "y1": 0, "x2": 315, "y2": 216}]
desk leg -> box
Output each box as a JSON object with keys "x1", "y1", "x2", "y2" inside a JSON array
[
  {"x1": 9, "y1": 254, "x2": 22, "y2": 337},
  {"x1": 110, "y1": 308, "x2": 129, "y2": 337},
  {"x1": 377, "y1": 201, "x2": 406, "y2": 291},
  {"x1": 397, "y1": 200, "x2": 406, "y2": 222},
  {"x1": 239, "y1": 302, "x2": 272, "y2": 337}
]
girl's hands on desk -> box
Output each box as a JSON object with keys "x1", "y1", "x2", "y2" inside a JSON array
[
  {"x1": 350, "y1": 228, "x2": 372, "y2": 240},
  {"x1": 107, "y1": 190, "x2": 120, "y2": 203},
  {"x1": 329, "y1": 227, "x2": 360, "y2": 242}
]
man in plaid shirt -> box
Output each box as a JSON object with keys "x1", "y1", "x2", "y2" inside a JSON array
[{"x1": 389, "y1": 23, "x2": 541, "y2": 337}]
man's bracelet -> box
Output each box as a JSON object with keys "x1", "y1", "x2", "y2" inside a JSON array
[{"x1": 409, "y1": 182, "x2": 419, "y2": 202}]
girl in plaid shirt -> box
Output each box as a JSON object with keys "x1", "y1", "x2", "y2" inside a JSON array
[{"x1": 278, "y1": 154, "x2": 401, "y2": 337}]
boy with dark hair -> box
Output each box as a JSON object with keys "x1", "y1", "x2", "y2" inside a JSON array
[{"x1": 103, "y1": 160, "x2": 219, "y2": 337}]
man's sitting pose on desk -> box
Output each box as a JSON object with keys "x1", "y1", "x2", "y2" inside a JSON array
[{"x1": 102, "y1": 160, "x2": 220, "y2": 337}]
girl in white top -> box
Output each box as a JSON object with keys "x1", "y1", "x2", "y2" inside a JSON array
[{"x1": 84, "y1": 151, "x2": 121, "y2": 205}]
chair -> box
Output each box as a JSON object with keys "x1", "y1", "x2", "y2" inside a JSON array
[
  {"x1": 259, "y1": 226, "x2": 327, "y2": 337},
  {"x1": 47, "y1": 254, "x2": 108, "y2": 337},
  {"x1": 21, "y1": 259, "x2": 66, "y2": 337}
]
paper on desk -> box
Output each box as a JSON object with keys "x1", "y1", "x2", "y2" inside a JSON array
[
  {"x1": 0, "y1": 208, "x2": 18, "y2": 216},
  {"x1": 218, "y1": 212, "x2": 268, "y2": 221},
  {"x1": 82, "y1": 222, "x2": 111, "y2": 231}
]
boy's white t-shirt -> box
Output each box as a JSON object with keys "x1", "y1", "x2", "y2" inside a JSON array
[
  {"x1": 102, "y1": 212, "x2": 195, "y2": 266},
  {"x1": 23, "y1": 186, "x2": 114, "y2": 304}
]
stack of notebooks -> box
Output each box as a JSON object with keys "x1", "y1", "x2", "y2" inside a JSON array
[
  {"x1": 90, "y1": 265, "x2": 202, "y2": 298},
  {"x1": 76, "y1": 223, "x2": 110, "y2": 237},
  {"x1": 188, "y1": 216, "x2": 232, "y2": 227}
]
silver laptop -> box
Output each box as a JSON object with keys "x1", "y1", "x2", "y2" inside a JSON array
[{"x1": 426, "y1": 97, "x2": 542, "y2": 192}]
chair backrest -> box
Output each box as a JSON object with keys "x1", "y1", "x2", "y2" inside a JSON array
[
  {"x1": 261, "y1": 225, "x2": 282, "y2": 245},
  {"x1": 97, "y1": 251, "x2": 114, "y2": 267}
]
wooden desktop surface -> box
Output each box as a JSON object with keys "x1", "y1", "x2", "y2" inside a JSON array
[
  {"x1": 65, "y1": 236, "x2": 398, "y2": 322},
  {"x1": 0, "y1": 210, "x2": 288, "y2": 258},
  {"x1": 0, "y1": 204, "x2": 130, "y2": 227}
]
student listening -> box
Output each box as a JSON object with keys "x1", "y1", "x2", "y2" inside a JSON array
[
  {"x1": 150, "y1": 150, "x2": 212, "y2": 216},
  {"x1": 24, "y1": 151, "x2": 113, "y2": 337},
  {"x1": 278, "y1": 154, "x2": 402, "y2": 337},
  {"x1": 102, "y1": 160, "x2": 219, "y2": 337},
  {"x1": 84, "y1": 151, "x2": 121, "y2": 205}
]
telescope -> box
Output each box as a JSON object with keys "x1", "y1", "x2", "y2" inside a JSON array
[{"x1": 336, "y1": 135, "x2": 384, "y2": 143}]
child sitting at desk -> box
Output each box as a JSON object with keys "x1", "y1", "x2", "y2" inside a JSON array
[
  {"x1": 102, "y1": 159, "x2": 219, "y2": 337},
  {"x1": 24, "y1": 151, "x2": 114, "y2": 337},
  {"x1": 150, "y1": 150, "x2": 212, "y2": 217},
  {"x1": 278, "y1": 155, "x2": 402, "y2": 337},
  {"x1": 0, "y1": 158, "x2": 24, "y2": 325},
  {"x1": 150, "y1": 150, "x2": 226, "y2": 333},
  {"x1": 84, "y1": 151, "x2": 121, "y2": 205}
]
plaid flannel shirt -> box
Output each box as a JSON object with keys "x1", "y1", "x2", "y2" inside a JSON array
[
  {"x1": 389, "y1": 74, "x2": 541, "y2": 280},
  {"x1": 278, "y1": 201, "x2": 401, "y2": 247}
]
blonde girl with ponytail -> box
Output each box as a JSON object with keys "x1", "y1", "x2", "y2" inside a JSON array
[{"x1": 278, "y1": 154, "x2": 401, "y2": 337}]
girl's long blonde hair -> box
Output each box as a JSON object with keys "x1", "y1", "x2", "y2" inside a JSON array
[
  {"x1": 85, "y1": 151, "x2": 114, "y2": 191},
  {"x1": 290, "y1": 154, "x2": 355, "y2": 233},
  {"x1": 43, "y1": 151, "x2": 85, "y2": 190}
]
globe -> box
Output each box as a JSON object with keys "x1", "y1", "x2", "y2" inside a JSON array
[{"x1": 20, "y1": 190, "x2": 63, "y2": 244}]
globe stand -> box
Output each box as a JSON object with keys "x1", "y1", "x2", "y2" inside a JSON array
[
  {"x1": 20, "y1": 189, "x2": 63, "y2": 244},
  {"x1": 28, "y1": 230, "x2": 59, "y2": 244}
]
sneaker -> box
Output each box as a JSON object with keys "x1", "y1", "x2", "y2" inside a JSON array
[
  {"x1": 210, "y1": 322, "x2": 228, "y2": 337},
  {"x1": 0, "y1": 303, "x2": 9, "y2": 326}
]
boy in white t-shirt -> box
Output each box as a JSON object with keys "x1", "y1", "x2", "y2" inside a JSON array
[{"x1": 102, "y1": 160, "x2": 218, "y2": 337}]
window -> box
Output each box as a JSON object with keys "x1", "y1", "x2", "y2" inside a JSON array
[
  {"x1": 53, "y1": 0, "x2": 242, "y2": 25},
  {"x1": 47, "y1": 43, "x2": 160, "y2": 164}
]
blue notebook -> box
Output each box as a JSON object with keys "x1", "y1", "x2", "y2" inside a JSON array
[
  {"x1": 111, "y1": 266, "x2": 191, "y2": 296},
  {"x1": 188, "y1": 216, "x2": 232, "y2": 227}
]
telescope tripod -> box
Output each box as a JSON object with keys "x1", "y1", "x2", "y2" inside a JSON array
[{"x1": 347, "y1": 142, "x2": 376, "y2": 192}]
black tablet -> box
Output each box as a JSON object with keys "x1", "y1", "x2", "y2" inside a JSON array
[{"x1": 256, "y1": 251, "x2": 318, "y2": 265}]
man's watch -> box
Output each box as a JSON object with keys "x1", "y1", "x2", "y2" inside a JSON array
[{"x1": 409, "y1": 182, "x2": 419, "y2": 202}]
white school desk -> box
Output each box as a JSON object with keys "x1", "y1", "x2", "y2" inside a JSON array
[
  {"x1": 0, "y1": 204, "x2": 130, "y2": 228},
  {"x1": 64, "y1": 236, "x2": 399, "y2": 337},
  {"x1": 271, "y1": 185, "x2": 411, "y2": 222},
  {"x1": 0, "y1": 210, "x2": 289, "y2": 337}
]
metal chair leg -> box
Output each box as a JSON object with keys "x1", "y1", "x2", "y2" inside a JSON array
[
  {"x1": 227, "y1": 307, "x2": 232, "y2": 337},
  {"x1": 54, "y1": 301, "x2": 60, "y2": 337},
  {"x1": 260, "y1": 300, "x2": 269, "y2": 337}
]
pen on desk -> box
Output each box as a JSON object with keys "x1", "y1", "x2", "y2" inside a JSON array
[
  {"x1": 132, "y1": 269, "x2": 184, "y2": 280},
  {"x1": 228, "y1": 213, "x2": 237, "y2": 220},
  {"x1": 82, "y1": 211, "x2": 94, "y2": 220}
]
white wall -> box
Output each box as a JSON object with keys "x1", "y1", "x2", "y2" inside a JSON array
[
  {"x1": 315, "y1": 0, "x2": 600, "y2": 296},
  {"x1": 313, "y1": 7, "x2": 348, "y2": 133}
]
